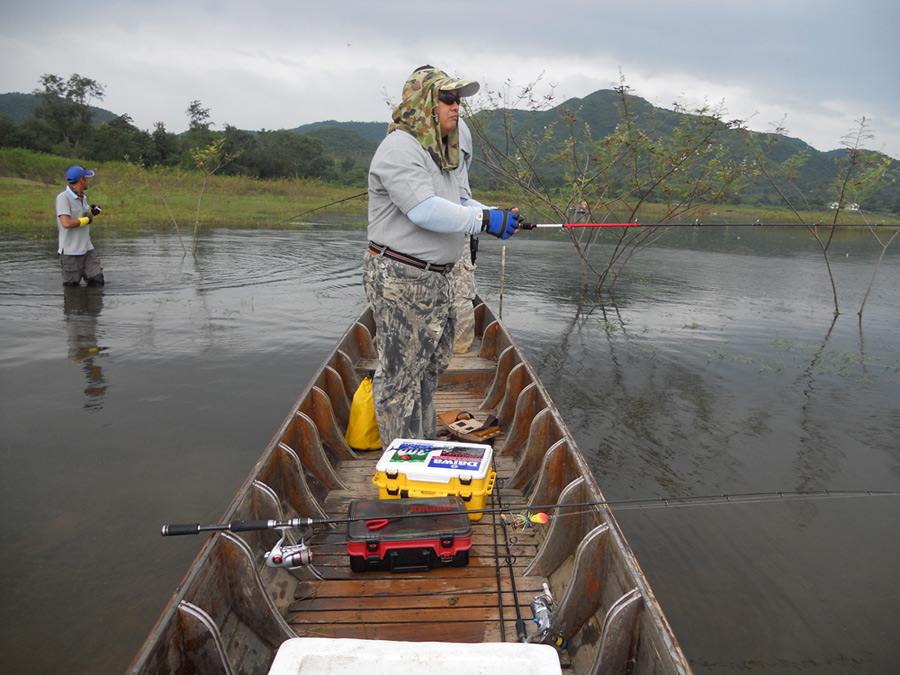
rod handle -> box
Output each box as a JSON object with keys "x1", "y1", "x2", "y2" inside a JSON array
[
  {"x1": 161, "y1": 523, "x2": 201, "y2": 536},
  {"x1": 516, "y1": 618, "x2": 528, "y2": 642}
]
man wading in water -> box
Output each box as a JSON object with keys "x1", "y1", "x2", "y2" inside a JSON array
[{"x1": 56, "y1": 165, "x2": 104, "y2": 287}]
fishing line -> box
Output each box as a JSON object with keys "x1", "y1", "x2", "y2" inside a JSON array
[
  {"x1": 520, "y1": 220, "x2": 891, "y2": 229},
  {"x1": 288, "y1": 191, "x2": 368, "y2": 223},
  {"x1": 286, "y1": 194, "x2": 890, "y2": 228}
]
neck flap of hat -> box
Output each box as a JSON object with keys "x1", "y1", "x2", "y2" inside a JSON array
[{"x1": 387, "y1": 67, "x2": 460, "y2": 172}]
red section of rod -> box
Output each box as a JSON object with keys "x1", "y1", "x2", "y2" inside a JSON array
[
  {"x1": 525, "y1": 222, "x2": 641, "y2": 228},
  {"x1": 563, "y1": 222, "x2": 640, "y2": 228}
]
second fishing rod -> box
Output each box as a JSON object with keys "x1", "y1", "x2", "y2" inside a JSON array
[{"x1": 161, "y1": 489, "x2": 900, "y2": 537}]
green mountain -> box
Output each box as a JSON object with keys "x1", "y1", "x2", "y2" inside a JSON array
[
  {"x1": 299, "y1": 125, "x2": 380, "y2": 161},
  {"x1": 293, "y1": 120, "x2": 387, "y2": 144},
  {"x1": 3, "y1": 89, "x2": 897, "y2": 213},
  {"x1": 295, "y1": 92, "x2": 899, "y2": 214},
  {"x1": 0, "y1": 92, "x2": 118, "y2": 125}
]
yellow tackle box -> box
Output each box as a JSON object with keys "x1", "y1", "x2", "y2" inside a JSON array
[{"x1": 372, "y1": 438, "x2": 496, "y2": 521}]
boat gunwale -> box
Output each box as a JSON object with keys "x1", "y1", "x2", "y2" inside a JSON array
[
  {"x1": 128, "y1": 310, "x2": 369, "y2": 672},
  {"x1": 478, "y1": 307, "x2": 688, "y2": 670}
]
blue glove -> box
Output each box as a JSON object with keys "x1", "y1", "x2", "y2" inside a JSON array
[{"x1": 481, "y1": 209, "x2": 519, "y2": 240}]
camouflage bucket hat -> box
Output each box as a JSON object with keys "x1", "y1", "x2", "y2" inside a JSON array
[{"x1": 388, "y1": 66, "x2": 479, "y2": 172}]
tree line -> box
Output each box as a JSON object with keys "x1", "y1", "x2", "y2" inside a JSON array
[
  {"x1": 3, "y1": 72, "x2": 897, "y2": 218},
  {"x1": 0, "y1": 73, "x2": 368, "y2": 186}
]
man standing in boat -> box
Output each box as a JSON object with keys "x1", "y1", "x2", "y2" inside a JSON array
[
  {"x1": 56, "y1": 165, "x2": 104, "y2": 287},
  {"x1": 364, "y1": 65, "x2": 521, "y2": 445}
]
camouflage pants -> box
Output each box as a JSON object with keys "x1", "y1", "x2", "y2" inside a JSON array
[
  {"x1": 453, "y1": 235, "x2": 477, "y2": 355},
  {"x1": 363, "y1": 252, "x2": 456, "y2": 446}
]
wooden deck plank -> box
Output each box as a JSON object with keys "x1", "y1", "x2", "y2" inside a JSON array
[
  {"x1": 289, "y1": 574, "x2": 538, "y2": 600},
  {"x1": 290, "y1": 591, "x2": 531, "y2": 612},
  {"x1": 289, "y1": 605, "x2": 528, "y2": 625},
  {"x1": 289, "y1": 621, "x2": 495, "y2": 643}
]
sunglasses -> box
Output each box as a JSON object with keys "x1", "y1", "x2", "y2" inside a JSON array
[{"x1": 437, "y1": 91, "x2": 460, "y2": 105}]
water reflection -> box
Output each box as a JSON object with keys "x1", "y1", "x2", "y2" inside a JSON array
[{"x1": 63, "y1": 286, "x2": 107, "y2": 411}]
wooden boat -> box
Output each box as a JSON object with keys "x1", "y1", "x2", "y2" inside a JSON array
[{"x1": 130, "y1": 298, "x2": 691, "y2": 674}]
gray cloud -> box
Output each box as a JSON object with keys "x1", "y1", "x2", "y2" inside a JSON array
[{"x1": 1, "y1": 0, "x2": 897, "y2": 157}]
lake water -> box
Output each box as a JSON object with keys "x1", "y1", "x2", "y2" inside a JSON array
[{"x1": 1, "y1": 225, "x2": 898, "y2": 673}]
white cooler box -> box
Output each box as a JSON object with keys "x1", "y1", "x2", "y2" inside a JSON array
[{"x1": 372, "y1": 438, "x2": 496, "y2": 521}]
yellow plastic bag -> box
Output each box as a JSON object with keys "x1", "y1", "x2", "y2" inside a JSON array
[{"x1": 344, "y1": 376, "x2": 382, "y2": 451}]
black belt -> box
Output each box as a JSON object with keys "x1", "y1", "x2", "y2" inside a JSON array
[{"x1": 368, "y1": 242, "x2": 454, "y2": 274}]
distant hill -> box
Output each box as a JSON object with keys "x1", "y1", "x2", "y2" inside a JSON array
[
  {"x1": 3, "y1": 89, "x2": 898, "y2": 213},
  {"x1": 298, "y1": 125, "x2": 380, "y2": 161},
  {"x1": 459, "y1": 90, "x2": 900, "y2": 213},
  {"x1": 292, "y1": 120, "x2": 387, "y2": 144},
  {"x1": 0, "y1": 92, "x2": 118, "y2": 125}
]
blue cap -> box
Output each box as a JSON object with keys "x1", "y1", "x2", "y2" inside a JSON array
[{"x1": 66, "y1": 166, "x2": 95, "y2": 183}]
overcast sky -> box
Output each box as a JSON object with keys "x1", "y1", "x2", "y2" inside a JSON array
[{"x1": 2, "y1": 0, "x2": 898, "y2": 159}]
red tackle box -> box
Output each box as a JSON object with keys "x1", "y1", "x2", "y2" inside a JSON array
[{"x1": 346, "y1": 497, "x2": 472, "y2": 573}]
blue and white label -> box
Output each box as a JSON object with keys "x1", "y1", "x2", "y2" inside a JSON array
[
  {"x1": 377, "y1": 439, "x2": 492, "y2": 482},
  {"x1": 427, "y1": 456, "x2": 484, "y2": 472}
]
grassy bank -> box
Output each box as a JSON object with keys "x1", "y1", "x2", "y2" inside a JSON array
[
  {"x1": 0, "y1": 149, "x2": 369, "y2": 234},
  {"x1": 2, "y1": 148, "x2": 897, "y2": 236}
]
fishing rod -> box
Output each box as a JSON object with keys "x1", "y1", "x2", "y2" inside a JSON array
[
  {"x1": 161, "y1": 489, "x2": 899, "y2": 537},
  {"x1": 494, "y1": 485, "x2": 528, "y2": 642},
  {"x1": 288, "y1": 191, "x2": 368, "y2": 222},
  {"x1": 652, "y1": 220, "x2": 892, "y2": 227},
  {"x1": 518, "y1": 220, "x2": 891, "y2": 229}
]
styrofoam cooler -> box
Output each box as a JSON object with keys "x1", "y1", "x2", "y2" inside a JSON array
[
  {"x1": 268, "y1": 637, "x2": 564, "y2": 675},
  {"x1": 372, "y1": 438, "x2": 496, "y2": 521}
]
